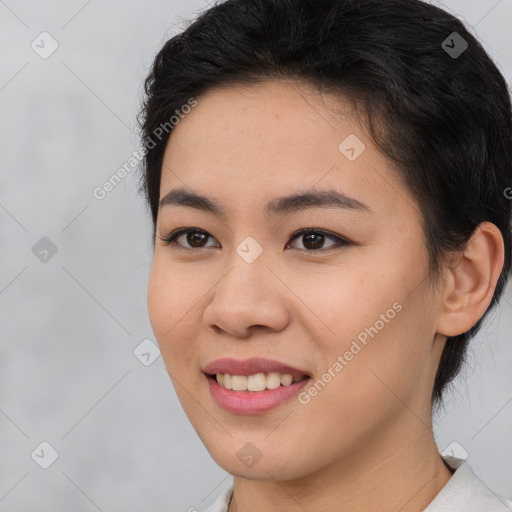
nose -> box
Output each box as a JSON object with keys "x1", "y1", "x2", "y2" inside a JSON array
[{"x1": 202, "y1": 251, "x2": 290, "y2": 339}]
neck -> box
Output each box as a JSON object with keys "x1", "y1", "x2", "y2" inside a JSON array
[{"x1": 227, "y1": 421, "x2": 453, "y2": 512}]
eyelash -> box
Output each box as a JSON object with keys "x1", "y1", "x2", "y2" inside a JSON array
[{"x1": 159, "y1": 227, "x2": 352, "y2": 253}]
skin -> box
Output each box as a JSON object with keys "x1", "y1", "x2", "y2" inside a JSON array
[{"x1": 147, "y1": 79, "x2": 504, "y2": 512}]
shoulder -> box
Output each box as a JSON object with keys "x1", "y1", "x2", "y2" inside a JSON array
[{"x1": 424, "y1": 457, "x2": 512, "y2": 512}]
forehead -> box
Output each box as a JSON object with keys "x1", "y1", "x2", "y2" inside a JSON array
[{"x1": 159, "y1": 79, "x2": 419, "y2": 222}]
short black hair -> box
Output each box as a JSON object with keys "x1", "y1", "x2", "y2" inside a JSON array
[{"x1": 138, "y1": 0, "x2": 512, "y2": 407}]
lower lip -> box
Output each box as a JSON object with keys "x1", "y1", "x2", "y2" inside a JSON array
[{"x1": 206, "y1": 374, "x2": 310, "y2": 415}]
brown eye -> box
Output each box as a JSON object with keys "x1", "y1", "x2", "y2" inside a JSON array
[
  {"x1": 287, "y1": 229, "x2": 350, "y2": 251},
  {"x1": 301, "y1": 232, "x2": 326, "y2": 250},
  {"x1": 186, "y1": 231, "x2": 208, "y2": 247},
  {"x1": 160, "y1": 227, "x2": 350, "y2": 253},
  {"x1": 160, "y1": 228, "x2": 219, "y2": 249}
]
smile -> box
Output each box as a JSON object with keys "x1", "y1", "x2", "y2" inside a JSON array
[{"x1": 204, "y1": 372, "x2": 311, "y2": 414}]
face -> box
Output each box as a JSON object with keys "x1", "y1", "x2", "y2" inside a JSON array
[{"x1": 147, "y1": 79, "x2": 446, "y2": 482}]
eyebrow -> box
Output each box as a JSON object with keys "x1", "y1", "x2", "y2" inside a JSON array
[{"x1": 159, "y1": 187, "x2": 371, "y2": 219}]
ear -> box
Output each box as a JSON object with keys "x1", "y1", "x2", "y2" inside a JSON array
[{"x1": 436, "y1": 222, "x2": 505, "y2": 337}]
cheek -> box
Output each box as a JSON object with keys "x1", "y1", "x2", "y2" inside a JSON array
[
  {"x1": 147, "y1": 258, "x2": 173, "y2": 341},
  {"x1": 147, "y1": 255, "x2": 204, "y2": 365},
  {"x1": 320, "y1": 296, "x2": 435, "y2": 428},
  {"x1": 297, "y1": 256, "x2": 432, "y2": 396},
  {"x1": 289, "y1": 262, "x2": 392, "y2": 346}
]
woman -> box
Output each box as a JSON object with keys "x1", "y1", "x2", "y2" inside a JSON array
[{"x1": 139, "y1": 0, "x2": 512, "y2": 510}]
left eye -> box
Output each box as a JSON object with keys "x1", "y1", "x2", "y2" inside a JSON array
[
  {"x1": 286, "y1": 228, "x2": 350, "y2": 251},
  {"x1": 160, "y1": 227, "x2": 350, "y2": 252}
]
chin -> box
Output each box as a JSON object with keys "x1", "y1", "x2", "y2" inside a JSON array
[{"x1": 205, "y1": 438, "x2": 314, "y2": 482}]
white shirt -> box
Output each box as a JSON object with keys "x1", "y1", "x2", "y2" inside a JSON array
[{"x1": 204, "y1": 456, "x2": 512, "y2": 511}]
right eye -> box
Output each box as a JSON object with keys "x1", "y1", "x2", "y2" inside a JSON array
[{"x1": 159, "y1": 228, "x2": 220, "y2": 250}]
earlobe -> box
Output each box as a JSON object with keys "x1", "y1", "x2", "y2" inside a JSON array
[{"x1": 436, "y1": 222, "x2": 505, "y2": 337}]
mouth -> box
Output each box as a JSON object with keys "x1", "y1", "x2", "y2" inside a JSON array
[
  {"x1": 204, "y1": 372, "x2": 309, "y2": 392},
  {"x1": 202, "y1": 358, "x2": 312, "y2": 415},
  {"x1": 202, "y1": 357, "x2": 312, "y2": 382},
  {"x1": 204, "y1": 371, "x2": 311, "y2": 414}
]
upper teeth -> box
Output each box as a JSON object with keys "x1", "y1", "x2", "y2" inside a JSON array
[{"x1": 216, "y1": 372, "x2": 304, "y2": 392}]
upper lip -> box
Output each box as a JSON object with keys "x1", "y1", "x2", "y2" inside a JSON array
[{"x1": 203, "y1": 357, "x2": 311, "y2": 379}]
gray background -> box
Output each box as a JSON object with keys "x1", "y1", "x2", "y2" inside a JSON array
[{"x1": 0, "y1": 0, "x2": 511, "y2": 510}]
